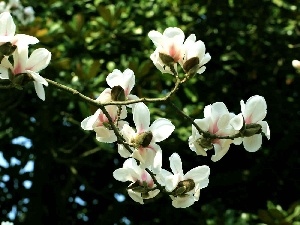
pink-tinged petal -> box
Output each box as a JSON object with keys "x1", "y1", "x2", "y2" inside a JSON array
[
  {"x1": 30, "y1": 71, "x2": 48, "y2": 86},
  {"x1": 211, "y1": 139, "x2": 232, "y2": 162},
  {"x1": 172, "y1": 195, "x2": 195, "y2": 208},
  {"x1": 96, "y1": 88, "x2": 112, "y2": 103},
  {"x1": 169, "y1": 153, "x2": 183, "y2": 176},
  {"x1": 230, "y1": 113, "x2": 244, "y2": 130},
  {"x1": 33, "y1": 81, "x2": 45, "y2": 100},
  {"x1": 26, "y1": 48, "x2": 51, "y2": 72},
  {"x1": 150, "y1": 118, "x2": 175, "y2": 142},
  {"x1": 258, "y1": 121, "x2": 270, "y2": 140},
  {"x1": 0, "y1": 12, "x2": 16, "y2": 37},
  {"x1": 133, "y1": 103, "x2": 150, "y2": 133},
  {"x1": 243, "y1": 95, "x2": 267, "y2": 123},
  {"x1": 211, "y1": 102, "x2": 229, "y2": 122},
  {"x1": 128, "y1": 189, "x2": 144, "y2": 204},
  {"x1": 184, "y1": 165, "x2": 210, "y2": 183},
  {"x1": 81, "y1": 109, "x2": 101, "y2": 130},
  {"x1": 243, "y1": 134, "x2": 262, "y2": 152},
  {"x1": 13, "y1": 46, "x2": 28, "y2": 74},
  {"x1": 132, "y1": 149, "x2": 146, "y2": 164}
]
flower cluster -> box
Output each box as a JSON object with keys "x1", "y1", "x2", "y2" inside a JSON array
[
  {"x1": 0, "y1": 0, "x2": 35, "y2": 25},
  {"x1": 0, "y1": 12, "x2": 51, "y2": 100},
  {"x1": 148, "y1": 27, "x2": 211, "y2": 76},
  {"x1": 189, "y1": 95, "x2": 270, "y2": 162},
  {"x1": 80, "y1": 27, "x2": 271, "y2": 208}
]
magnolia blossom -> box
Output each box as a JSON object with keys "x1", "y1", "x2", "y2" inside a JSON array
[
  {"x1": 106, "y1": 68, "x2": 138, "y2": 104},
  {"x1": 180, "y1": 34, "x2": 211, "y2": 75},
  {"x1": 81, "y1": 89, "x2": 127, "y2": 143},
  {"x1": 158, "y1": 153, "x2": 210, "y2": 208},
  {"x1": 230, "y1": 95, "x2": 270, "y2": 152},
  {"x1": 0, "y1": 47, "x2": 51, "y2": 100},
  {"x1": 118, "y1": 102, "x2": 175, "y2": 170},
  {"x1": 0, "y1": 12, "x2": 38, "y2": 47},
  {"x1": 189, "y1": 102, "x2": 236, "y2": 162},
  {"x1": 148, "y1": 27, "x2": 185, "y2": 74},
  {"x1": 113, "y1": 158, "x2": 160, "y2": 204}
]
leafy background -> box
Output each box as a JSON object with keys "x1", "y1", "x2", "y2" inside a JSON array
[{"x1": 0, "y1": 0, "x2": 300, "y2": 224}]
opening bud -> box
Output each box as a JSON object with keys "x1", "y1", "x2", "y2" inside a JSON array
[
  {"x1": 111, "y1": 85, "x2": 126, "y2": 101},
  {"x1": 183, "y1": 57, "x2": 199, "y2": 76},
  {"x1": 172, "y1": 179, "x2": 195, "y2": 197},
  {"x1": 159, "y1": 52, "x2": 175, "y2": 67},
  {"x1": 133, "y1": 131, "x2": 153, "y2": 148},
  {"x1": 241, "y1": 123, "x2": 262, "y2": 137}
]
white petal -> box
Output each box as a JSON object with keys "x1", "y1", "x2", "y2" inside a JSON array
[
  {"x1": 172, "y1": 195, "x2": 195, "y2": 208},
  {"x1": 29, "y1": 71, "x2": 48, "y2": 85},
  {"x1": 113, "y1": 168, "x2": 131, "y2": 182},
  {"x1": 144, "y1": 189, "x2": 160, "y2": 199},
  {"x1": 163, "y1": 27, "x2": 185, "y2": 42},
  {"x1": 0, "y1": 66, "x2": 9, "y2": 79},
  {"x1": 128, "y1": 189, "x2": 144, "y2": 204},
  {"x1": 199, "y1": 53, "x2": 211, "y2": 66},
  {"x1": 117, "y1": 144, "x2": 132, "y2": 158},
  {"x1": 211, "y1": 139, "x2": 232, "y2": 162},
  {"x1": 95, "y1": 128, "x2": 117, "y2": 143},
  {"x1": 211, "y1": 102, "x2": 229, "y2": 121},
  {"x1": 194, "y1": 118, "x2": 210, "y2": 132},
  {"x1": 258, "y1": 121, "x2": 270, "y2": 140},
  {"x1": 230, "y1": 113, "x2": 244, "y2": 130},
  {"x1": 12, "y1": 34, "x2": 39, "y2": 46},
  {"x1": 0, "y1": 12, "x2": 16, "y2": 37},
  {"x1": 33, "y1": 81, "x2": 46, "y2": 100},
  {"x1": 150, "y1": 118, "x2": 175, "y2": 142},
  {"x1": 164, "y1": 173, "x2": 181, "y2": 192},
  {"x1": 169, "y1": 153, "x2": 183, "y2": 176},
  {"x1": 148, "y1": 30, "x2": 164, "y2": 46},
  {"x1": 243, "y1": 134, "x2": 262, "y2": 152},
  {"x1": 243, "y1": 95, "x2": 267, "y2": 123},
  {"x1": 184, "y1": 165, "x2": 210, "y2": 183},
  {"x1": 26, "y1": 48, "x2": 51, "y2": 72},
  {"x1": 81, "y1": 109, "x2": 101, "y2": 130},
  {"x1": 188, "y1": 137, "x2": 207, "y2": 156},
  {"x1": 152, "y1": 149, "x2": 162, "y2": 173},
  {"x1": 133, "y1": 103, "x2": 150, "y2": 133},
  {"x1": 196, "y1": 66, "x2": 206, "y2": 75}
]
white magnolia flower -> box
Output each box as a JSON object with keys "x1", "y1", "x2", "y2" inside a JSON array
[
  {"x1": 0, "y1": 47, "x2": 51, "y2": 100},
  {"x1": 189, "y1": 102, "x2": 236, "y2": 162},
  {"x1": 118, "y1": 102, "x2": 175, "y2": 170},
  {"x1": 148, "y1": 27, "x2": 185, "y2": 74},
  {"x1": 106, "y1": 68, "x2": 138, "y2": 104},
  {"x1": 113, "y1": 158, "x2": 160, "y2": 204},
  {"x1": 0, "y1": 12, "x2": 38, "y2": 47},
  {"x1": 158, "y1": 153, "x2": 210, "y2": 208},
  {"x1": 180, "y1": 34, "x2": 211, "y2": 75},
  {"x1": 230, "y1": 95, "x2": 270, "y2": 152},
  {"x1": 81, "y1": 89, "x2": 127, "y2": 143}
]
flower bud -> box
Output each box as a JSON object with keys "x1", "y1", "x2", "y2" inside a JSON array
[
  {"x1": 241, "y1": 123, "x2": 262, "y2": 137},
  {"x1": 11, "y1": 73, "x2": 33, "y2": 90},
  {"x1": 197, "y1": 137, "x2": 213, "y2": 150},
  {"x1": 159, "y1": 52, "x2": 175, "y2": 67},
  {"x1": 111, "y1": 85, "x2": 126, "y2": 101},
  {"x1": 173, "y1": 179, "x2": 195, "y2": 197},
  {"x1": 134, "y1": 131, "x2": 153, "y2": 147},
  {"x1": 183, "y1": 57, "x2": 199, "y2": 76},
  {"x1": 0, "y1": 42, "x2": 17, "y2": 57}
]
